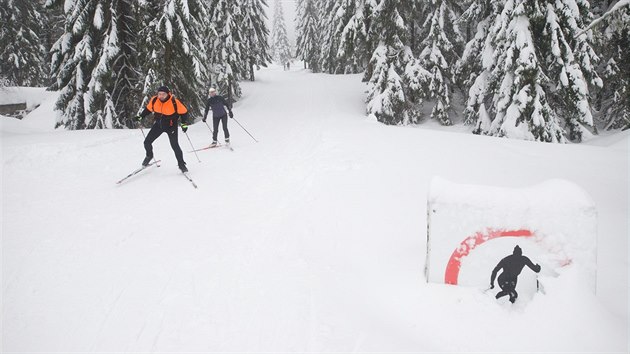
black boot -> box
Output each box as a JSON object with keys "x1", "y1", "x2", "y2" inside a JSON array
[
  {"x1": 179, "y1": 162, "x2": 188, "y2": 173},
  {"x1": 142, "y1": 155, "x2": 152, "y2": 166}
]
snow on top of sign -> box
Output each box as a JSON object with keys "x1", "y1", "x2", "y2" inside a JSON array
[{"x1": 428, "y1": 176, "x2": 595, "y2": 211}]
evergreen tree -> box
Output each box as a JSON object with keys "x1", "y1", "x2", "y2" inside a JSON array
[
  {"x1": 0, "y1": 0, "x2": 47, "y2": 86},
  {"x1": 109, "y1": 0, "x2": 139, "y2": 128},
  {"x1": 295, "y1": 0, "x2": 321, "y2": 72},
  {"x1": 208, "y1": 0, "x2": 243, "y2": 102},
  {"x1": 592, "y1": 0, "x2": 630, "y2": 130},
  {"x1": 416, "y1": 0, "x2": 463, "y2": 125},
  {"x1": 456, "y1": 0, "x2": 491, "y2": 95},
  {"x1": 461, "y1": 0, "x2": 601, "y2": 142},
  {"x1": 41, "y1": 3, "x2": 65, "y2": 87},
  {"x1": 336, "y1": 0, "x2": 376, "y2": 74},
  {"x1": 271, "y1": 0, "x2": 292, "y2": 64},
  {"x1": 47, "y1": 0, "x2": 139, "y2": 129},
  {"x1": 240, "y1": 0, "x2": 271, "y2": 81},
  {"x1": 364, "y1": 0, "x2": 429, "y2": 125},
  {"x1": 318, "y1": 0, "x2": 342, "y2": 73},
  {"x1": 137, "y1": 0, "x2": 208, "y2": 118}
]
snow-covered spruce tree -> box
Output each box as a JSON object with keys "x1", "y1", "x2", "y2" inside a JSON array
[
  {"x1": 547, "y1": 0, "x2": 602, "y2": 141},
  {"x1": 295, "y1": 0, "x2": 321, "y2": 71},
  {"x1": 110, "y1": 0, "x2": 139, "y2": 128},
  {"x1": 461, "y1": 0, "x2": 601, "y2": 143},
  {"x1": 455, "y1": 0, "x2": 491, "y2": 94},
  {"x1": 208, "y1": 0, "x2": 243, "y2": 102},
  {"x1": 592, "y1": 0, "x2": 630, "y2": 130},
  {"x1": 318, "y1": 0, "x2": 342, "y2": 73},
  {"x1": 364, "y1": 0, "x2": 428, "y2": 125},
  {"x1": 240, "y1": 0, "x2": 271, "y2": 81},
  {"x1": 335, "y1": 0, "x2": 377, "y2": 74},
  {"x1": 271, "y1": 0, "x2": 292, "y2": 65},
  {"x1": 41, "y1": 3, "x2": 65, "y2": 87},
  {"x1": 408, "y1": 0, "x2": 431, "y2": 54},
  {"x1": 47, "y1": 0, "x2": 139, "y2": 129},
  {"x1": 137, "y1": 0, "x2": 208, "y2": 118},
  {"x1": 0, "y1": 0, "x2": 47, "y2": 86},
  {"x1": 416, "y1": 0, "x2": 464, "y2": 125}
]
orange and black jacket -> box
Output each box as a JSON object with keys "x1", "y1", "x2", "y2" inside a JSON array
[{"x1": 140, "y1": 94, "x2": 189, "y2": 125}]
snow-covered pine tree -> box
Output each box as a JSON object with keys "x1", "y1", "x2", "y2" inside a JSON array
[
  {"x1": 547, "y1": 0, "x2": 602, "y2": 141},
  {"x1": 271, "y1": 0, "x2": 292, "y2": 65},
  {"x1": 137, "y1": 0, "x2": 208, "y2": 118},
  {"x1": 0, "y1": 0, "x2": 47, "y2": 86},
  {"x1": 455, "y1": 0, "x2": 490, "y2": 95},
  {"x1": 364, "y1": 0, "x2": 428, "y2": 125},
  {"x1": 295, "y1": 0, "x2": 321, "y2": 71},
  {"x1": 240, "y1": 0, "x2": 271, "y2": 81},
  {"x1": 110, "y1": 0, "x2": 139, "y2": 128},
  {"x1": 336, "y1": 0, "x2": 377, "y2": 74},
  {"x1": 208, "y1": 0, "x2": 244, "y2": 102},
  {"x1": 416, "y1": 0, "x2": 463, "y2": 125},
  {"x1": 47, "y1": 0, "x2": 139, "y2": 129},
  {"x1": 592, "y1": 0, "x2": 630, "y2": 130},
  {"x1": 318, "y1": 0, "x2": 342, "y2": 73},
  {"x1": 461, "y1": 0, "x2": 601, "y2": 143},
  {"x1": 41, "y1": 3, "x2": 65, "y2": 87}
]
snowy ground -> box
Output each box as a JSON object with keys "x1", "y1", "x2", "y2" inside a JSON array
[{"x1": 2, "y1": 65, "x2": 628, "y2": 352}]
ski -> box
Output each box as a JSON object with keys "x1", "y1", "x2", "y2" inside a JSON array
[
  {"x1": 189, "y1": 144, "x2": 221, "y2": 153},
  {"x1": 116, "y1": 160, "x2": 161, "y2": 185},
  {"x1": 188, "y1": 143, "x2": 233, "y2": 153},
  {"x1": 182, "y1": 171, "x2": 198, "y2": 189}
]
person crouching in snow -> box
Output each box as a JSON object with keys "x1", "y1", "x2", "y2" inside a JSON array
[
  {"x1": 490, "y1": 245, "x2": 541, "y2": 303},
  {"x1": 202, "y1": 87, "x2": 233, "y2": 147},
  {"x1": 135, "y1": 86, "x2": 190, "y2": 172}
]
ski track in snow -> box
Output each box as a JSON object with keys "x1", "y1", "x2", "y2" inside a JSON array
[{"x1": 2, "y1": 66, "x2": 628, "y2": 352}]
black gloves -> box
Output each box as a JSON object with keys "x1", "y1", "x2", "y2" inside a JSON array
[
  {"x1": 229, "y1": 111, "x2": 234, "y2": 118},
  {"x1": 181, "y1": 123, "x2": 188, "y2": 133}
]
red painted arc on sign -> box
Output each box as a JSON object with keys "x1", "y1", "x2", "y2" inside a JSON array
[{"x1": 444, "y1": 229, "x2": 534, "y2": 285}]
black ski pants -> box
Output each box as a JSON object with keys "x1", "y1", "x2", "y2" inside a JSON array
[
  {"x1": 212, "y1": 114, "x2": 230, "y2": 142},
  {"x1": 495, "y1": 273, "x2": 518, "y2": 303},
  {"x1": 144, "y1": 119, "x2": 185, "y2": 166}
]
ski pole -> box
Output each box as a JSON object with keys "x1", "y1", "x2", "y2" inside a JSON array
[
  {"x1": 232, "y1": 117, "x2": 258, "y2": 143},
  {"x1": 204, "y1": 121, "x2": 214, "y2": 135},
  {"x1": 184, "y1": 131, "x2": 201, "y2": 163}
]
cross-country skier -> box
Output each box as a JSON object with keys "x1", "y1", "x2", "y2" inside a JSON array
[
  {"x1": 490, "y1": 245, "x2": 541, "y2": 303},
  {"x1": 135, "y1": 86, "x2": 190, "y2": 172},
  {"x1": 202, "y1": 87, "x2": 233, "y2": 147}
]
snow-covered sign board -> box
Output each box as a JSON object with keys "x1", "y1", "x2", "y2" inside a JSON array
[{"x1": 425, "y1": 177, "x2": 597, "y2": 293}]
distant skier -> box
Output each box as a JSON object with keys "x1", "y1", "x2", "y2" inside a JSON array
[
  {"x1": 490, "y1": 245, "x2": 541, "y2": 303},
  {"x1": 135, "y1": 86, "x2": 190, "y2": 172},
  {"x1": 202, "y1": 87, "x2": 233, "y2": 147}
]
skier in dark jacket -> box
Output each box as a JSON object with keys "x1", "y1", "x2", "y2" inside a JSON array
[
  {"x1": 202, "y1": 87, "x2": 233, "y2": 147},
  {"x1": 135, "y1": 86, "x2": 190, "y2": 172},
  {"x1": 490, "y1": 245, "x2": 541, "y2": 303}
]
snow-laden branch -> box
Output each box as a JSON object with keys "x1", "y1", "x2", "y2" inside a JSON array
[{"x1": 576, "y1": 0, "x2": 629, "y2": 37}]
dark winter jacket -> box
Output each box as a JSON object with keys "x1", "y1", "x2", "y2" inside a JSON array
[
  {"x1": 491, "y1": 254, "x2": 541, "y2": 284},
  {"x1": 140, "y1": 94, "x2": 189, "y2": 126},
  {"x1": 204, "y1": 95, "x2": 232, "y2": 119}
]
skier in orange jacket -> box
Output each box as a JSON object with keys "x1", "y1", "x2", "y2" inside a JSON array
[{"x1": 136, "y1": 86, "x2": 190, "y2": 172}]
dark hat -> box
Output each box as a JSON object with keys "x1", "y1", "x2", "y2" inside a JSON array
[
  {"x1": 513, "y1": 245, "x2": 522, "y2": 256},
  {"x1": 157, "y1": 85, "x2": 170, "y2": 93}
]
